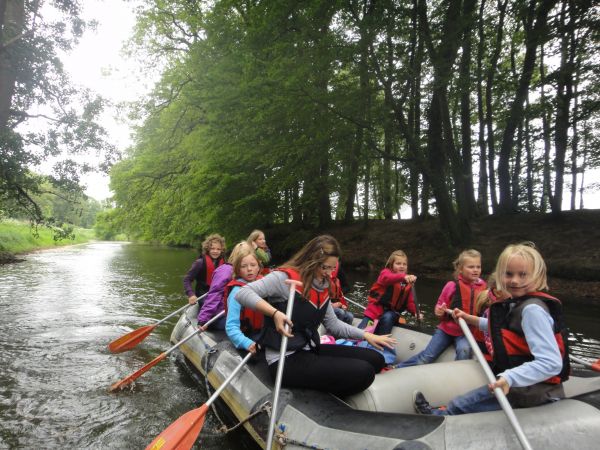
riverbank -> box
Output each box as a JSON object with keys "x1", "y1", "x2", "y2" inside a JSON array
[
  {"x1": 267, "y1": 209, "x2": 600, "y2": 301},
  {"x1": 0, "y1": 219, "x2": 95, "y2": 264}
]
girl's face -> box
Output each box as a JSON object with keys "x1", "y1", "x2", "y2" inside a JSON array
[
  {"x1": 460, "y1": 257, "x2": 482, "y2": 283},
  {"x1": 502, "y1": 255, "x2": 534, "y2": 298},
  {"x1": 208, "y1": 242, "x2": 223, "y2": 259},
  {"x1": 239, "y1": 254, "x2": 260, "y2": 282},
  {"x1": 255, "y1": 233, "x2": 267, "y2": 249},
  {"x1": 392, "y1": 256, "x2": 408, "y2": 274},
  {"x1": 315, "y1": 256, "x2": 338, "y2": 282}
]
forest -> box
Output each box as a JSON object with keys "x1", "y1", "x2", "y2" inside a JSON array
[
  {"x1": 108, "y1": 0, "x2": 599, "y2": 247},
  {"x1": 2, "y1": 1, "x2": 599, "y2": 248}
]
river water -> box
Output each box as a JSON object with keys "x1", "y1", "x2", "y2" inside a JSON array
[{"x1": 0, "y1": 241, "x2": 598, "y2": 449}]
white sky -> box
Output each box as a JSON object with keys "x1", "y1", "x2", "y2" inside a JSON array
[
  {"x1": 60, "y1": 0, "x2": 149, "y2": 201},
  {"x1": 61, "y1": 0, "x2": 599, "y2": 211}
]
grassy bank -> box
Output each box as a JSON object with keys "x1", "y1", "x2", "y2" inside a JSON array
[{"x1": 0, "y1": 219, "x2": 95, "y2": 258}]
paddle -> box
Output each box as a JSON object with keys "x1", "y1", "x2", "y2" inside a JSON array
[
  {"x1": 109, "y1": 310, "x2": 225, "y2": 392},
  {"x1": 448, "y1": 310, "x2": 533, "y2": 450},
  {"x1": 570, "y1": 355, "x2": 600, "y2": 372},
  {"x1": 145, "y1": 352, "x2": 253, "y2": 450},
  {"x1": 265, "y1": 279, "x2": 302, "y2": 450},
  {"x1": 412, "y1": 286, "x2": 423, "y2": 325},
  {"x1": 344, "y1": 295, "x2": 366, "y2": 311},
  {"x1": 108, "y1": 293, "x2": 207, "y2": 353}
]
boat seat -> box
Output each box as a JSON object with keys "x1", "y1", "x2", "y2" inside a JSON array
[{"x1": 345, "y1": 359, "x2": 488, "y2": 414}]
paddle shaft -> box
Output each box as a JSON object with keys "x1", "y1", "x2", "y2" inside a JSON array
[
  {"x1": 206, "y1": 352, "x2": 253, "y2": 407},
  {"x1": 412, "y1": 286, "x2": 422, "y2": 324},
  {"x1": 452, "y1": 313, "x2": 533, "y2": 450},
  {"x1": 154, "y1": 294, "x2": 205, "y2": 327},
  {"x1": 265, "y1": 280, "x2": 300, "y2": 450},
  {"x1": 344, "y1": 296, "x2": 366, "y2": 310},
  {"x1": 110, "y1": 310, "x2": 225, "y2": 391},
  {"x1": 570, "y1": 354, "x2": 600, "y2": 372}
]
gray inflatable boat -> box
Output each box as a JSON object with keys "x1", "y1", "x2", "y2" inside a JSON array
[{"x1": 171, "y1": 304, "x2": 600, "y2": 449}]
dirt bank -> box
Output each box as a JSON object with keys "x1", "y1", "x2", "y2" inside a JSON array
[{"x1": 267, "y1": 209, "x2": 600, "y2": 301}]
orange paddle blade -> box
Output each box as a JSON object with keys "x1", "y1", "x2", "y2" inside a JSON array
[
  {"x1": 592, "y1": 360, "x2": 600, "y2": 372},
  {"x1": 108, "y1": 324, "x2": 157, "y2": 353},
  {"x1": 146, "y1": 404, "x2": 208, "y2": 450},
  {"x1": 109, "y1": 352, "x2": 168, "y2": 392}
]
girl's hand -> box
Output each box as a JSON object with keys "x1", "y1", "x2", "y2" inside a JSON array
[
  {"x1": 405, "y1": 274, "x2": 417, "y2": 284},
  {"x1": 434, "y1": 303, "x2": 447, "y2": 318},
  {"x1": 416, "y1": 312, "x2": 424, "y2": 321},
  {"x1": 488, "y1": 376, "x2": 509, "y2": 395},
  {"x1": 331, "y1": 301, "x2": 342, "y2": 308},
  {"x1": 198, "y1": 323, "x2": 208, "y2": 332},
  {"x1": 273, "y1": 311, "x2": 294, "y2": 338},
  {"x1": 188, "y1": 295, "x2": 198, "y2": 305},
  {"x1": 247, "y1": 342, "x2": 258, "y2": 354},
  {"x1": 452, "y1": 308, "x2": 479, "y2": 326},
  {"x1": 364, "y1": 332, "x2": 396, "y2": 350}
]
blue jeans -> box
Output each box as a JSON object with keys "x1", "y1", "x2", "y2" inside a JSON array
[
  {"x1": 357, "y1": 316, "x2": 371, "y2": 329},
  {"x1": 334, "y1": 307, "x2": 354, "y2": 325},
  {"x1": 396, "y1": 328, "x2": 471, "y2": 368},
  {"x1": 375, "y1": 310, "x2": 400, "y2": 335},
  {"x1": 433, "y1": 385, "x2": 500, "y2": 415}
]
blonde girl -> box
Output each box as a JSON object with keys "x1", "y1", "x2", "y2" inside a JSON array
[
  {"x1": 360, "y1": 250, "x2": 420, "y2": 334},
  {"x1": 225, "y1": 242, "x2": 263, "y2": 354},
  {"x1": 396, "y1": 249, "x2": 487, "y2": 368},
  {"x1": 247, "y1": 229, "x2": 271, "y2": 273}
]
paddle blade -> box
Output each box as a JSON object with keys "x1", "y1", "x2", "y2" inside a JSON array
[
  {"x1": 108, "y1": 324, "x2": 156, "y2": 353},
  {"x1": 592, "y1": 360, "x2": 600, "y2": 372},
  {"x1": 146, "y1": 404, "x2": 208, "y2": 450},
  {"x1": 109, "y1": 352, "x2": 167, "y2": 392}
]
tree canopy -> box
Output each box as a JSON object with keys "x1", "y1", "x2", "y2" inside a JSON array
[
  {"x1": 110, "y1": 0, "x2": 600, "y2": 246},
  {"x1": 1, "y1": 0, "x2": 116, "y2": 226}
]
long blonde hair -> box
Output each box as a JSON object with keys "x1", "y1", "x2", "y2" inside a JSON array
[
  {"x1": 246, "y1": 229, "x2": 265, "y2": 246},
  {"x1": 280, "y1": 235, "x2": 341, "y2": 296},
  {"x1": 228, "y1": 241, "x2": 259, "y2": 279},
  {"x1": 453, "y1": 249, "x2": 482, "y2": 279},
  {"x1": 494, "y1": 242, "x2": 548, "y2": 293}
]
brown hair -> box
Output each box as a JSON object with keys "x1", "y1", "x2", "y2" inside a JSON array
[
  {"x1": 280, "y1": 235, "x2": 341, "y2": 296},
  {"x1": 246, "y1": 229, "x2": 265, "y2": 245},
  {"x1": 201, "y1": 233, "x2": 226, "y2": 255},
  {"x1": 228, "y1": 241, "x2": 259, "y2": 279},
  {"x1": 385, "y1": 250, "x2": 408, "y2": 270}
]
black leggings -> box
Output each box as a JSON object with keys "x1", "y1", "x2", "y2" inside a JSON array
[{"x1": 267, "y1": 345, "x2": 385, "y2": 397}]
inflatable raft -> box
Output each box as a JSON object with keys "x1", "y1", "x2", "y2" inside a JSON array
[{"x1": 171, "y1": 304, "x2": 600, "y2": 449}]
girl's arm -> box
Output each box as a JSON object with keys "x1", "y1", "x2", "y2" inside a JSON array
[
  {"x1": 183, "y1": 258, "x2": 204, "y2": 301},
  {"x1": 197, "y1": 264, "x2": 232, "y2": 325},
  {"x1": 435, "y1": 281, "x2": 456, "y2": 321},
  {"x1": 452, "y1": 308, "x2": 480, "y2": 327},
  {"x1": 225, "y1": 288, "x2": 256, "y2": 352},
  {"x1": 377, "y1": 268, "x2": 406, "y2": 286}
]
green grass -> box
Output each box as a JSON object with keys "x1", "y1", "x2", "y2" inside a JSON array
[{"x1": 0, "y1": 219, "x2": 96, "y2": 254}]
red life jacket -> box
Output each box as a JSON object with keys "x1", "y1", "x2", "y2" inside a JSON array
[
  {"x1": 450, "y1": 278, "x2": 487, "y2": 343},
  {"x1": 223, "y1": 278, "x2": 264, "y2": 335},
  {"x1": 260, "y1": 268, "x2": 329, "y2": 352},
  {"x1": 330, "y1": 276, "x2": 347, "y2": 307},
  {"x1": 367, "y1": 281, "x2": 411, "y2": 313},
  {"x1": 488, "y1": 292, "x2": 570, "y2": 384},
  {"x1": 195, "y1": 255, "x2": 225, "y2": 294}
]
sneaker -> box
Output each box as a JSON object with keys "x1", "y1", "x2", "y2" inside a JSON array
[{"x1": 413, "y1": 391, "x2": 433, "y2": 415}]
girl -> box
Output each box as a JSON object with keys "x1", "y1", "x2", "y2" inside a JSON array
[
  {"x1": 414, "y1": 242, "x2": 569, "y2": 415},
  {"x1": 396, "y1": 249, "x2": 486, "y2": 368},
  {"x1": 224, "y1": 242, "x2": 264, "y2": 354},
  {"x1": 236, "y1": 235, "x2": 396, "y2": 397},
  {"x1": 330, "y1": 262, "x2": 353, "y2": 324},
  {"x1": 359, "y1": 250, "x2": 420, "y2": 334},
  {"x1": 183, "y1": 233, "x2": 226, "y2": 304},
  {"x1": 247, "y1": 229, "x2": 271, "y2": 275}
]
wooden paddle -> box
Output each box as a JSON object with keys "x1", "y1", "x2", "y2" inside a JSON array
[
  {"x1": 109, "y1": 311, "x2": 225, "y2": 392},
  {"x1": 570, "y1": 354, "x2": 600, "y2": 372},
  {"x1": 145, "y1": 352, "x2": 253, "y2": 450},
  {"x1": 265, "y1": 279, "x2": 302, "y2": 450},
  {"x1": 108, "y1": 293, "x2": 207, "y2": 353},
  {"x1": 448, "y1": 310, "x2": 533, "y2": 450}
]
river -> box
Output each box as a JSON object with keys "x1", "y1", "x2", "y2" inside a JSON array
[{"x1": 1, "y1": 241, "x2": 598, "y2": 449}]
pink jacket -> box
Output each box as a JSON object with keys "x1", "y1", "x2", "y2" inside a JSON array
[
  {"x1": 363, "y1": 268, "x2": 416, "y2": 321},
  {"x1": 436, "y1": 275, "x2": 486, "y2": 337}
]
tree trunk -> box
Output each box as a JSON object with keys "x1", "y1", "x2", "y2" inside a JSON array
[
  {"x1": 497, "y1": 0, "x2": 558, "y2": 213},
  {"x1": 0, "y1": 0, "x2": 25, "y2": 131},
  {"x1": 475, "y1": 0, "x2": 488, "y2": 214},
  {"x1": 539, "y1": 44, "x2": 553, "y2": 212}
]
